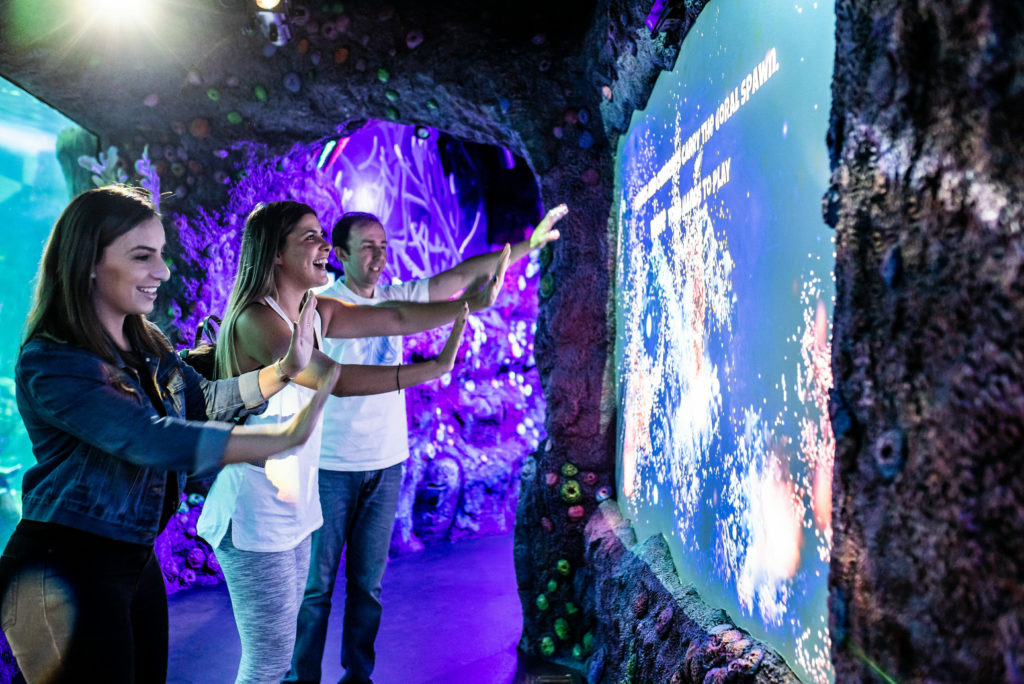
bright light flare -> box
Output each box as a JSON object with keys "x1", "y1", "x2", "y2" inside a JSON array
[
  {"x1": 255, "y1": 0, "x2": 282, "y2": 9},
  {"x1": 83, "y1": 0, "x2": 157, "y2": 26},
  {"x1": 349, "y1": 184, "x2": 381, "y2": 214}
]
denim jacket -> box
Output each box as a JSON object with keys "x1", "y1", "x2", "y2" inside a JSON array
[{"x1": 15, "y1": 336, "x2": 267, "y2": 545}]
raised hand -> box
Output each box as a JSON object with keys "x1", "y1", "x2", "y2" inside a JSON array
[
  {"x1": 529, "y1": 203, "x2": 568, "y2": 250},
  {"x1": 479, "y1": 243, "x2": 511, "y2": 309},
  {"x1": 282, "y1": 290, "x2": 318, "y2": 377},
  {"x1": 437, "y1": 303, "x2": 469, "y2": 373}
]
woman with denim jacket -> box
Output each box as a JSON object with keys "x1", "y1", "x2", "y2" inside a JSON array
[
  {"x1": 0, "y1": 186, "x2": 340, "y2": 683},
  {"x1": 198, "y1": 201, "x2": 508, "y2": 683}
]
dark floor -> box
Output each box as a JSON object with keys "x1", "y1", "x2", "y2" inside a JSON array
[{"x1": 167, "y1": 533, "x2": 583, "y2": 684}]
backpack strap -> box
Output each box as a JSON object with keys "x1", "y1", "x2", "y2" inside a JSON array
[{"x1": 194, "y1": 314, "x2": 222, "y2": 346}]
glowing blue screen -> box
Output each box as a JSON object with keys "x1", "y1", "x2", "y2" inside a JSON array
[{"x1": 614, "y1": 2, "x2": 835, "y2": 681}]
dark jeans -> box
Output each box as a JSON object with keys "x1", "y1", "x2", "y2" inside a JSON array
[
  {"x1": 0, "y1": 520, "x2": 167, "y2": 683},
  {"x1": 287, "y1": 464, "x2": 403, "y2": 684}
]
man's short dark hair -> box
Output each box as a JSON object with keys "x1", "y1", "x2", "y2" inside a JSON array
[{"x1": 332, "y1": 211, "x2": 382, "y2": 254}]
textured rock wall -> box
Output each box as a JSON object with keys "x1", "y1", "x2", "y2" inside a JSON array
[
  {"x1": 827, "y1": 1, "x2": 1024, "y2": 681},
  {"x1": 512, "y1": 0, "x2": 710, "y2": 667},
  {"x1": 581, "y1": 502, "x2": 799, "y2": 684}
]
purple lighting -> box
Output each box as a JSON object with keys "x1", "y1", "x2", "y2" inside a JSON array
[
  {"x1": 160, "y1": 120, "x2": 547, "y2": 587},
  {"x1": 501, "y1": 147, "x2": 516, "y2": 170},
  {"x1": 645, "y1": 0, "x2": 684, "y2": 34}
]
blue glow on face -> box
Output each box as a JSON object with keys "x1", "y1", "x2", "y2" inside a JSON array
[{"x1": 614, "y1": 1, "x2": 836, "y2": 681}]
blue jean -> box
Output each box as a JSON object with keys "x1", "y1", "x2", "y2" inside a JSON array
[{"x1": 287, "y1": 464, "x2": 403, "y2": 684}]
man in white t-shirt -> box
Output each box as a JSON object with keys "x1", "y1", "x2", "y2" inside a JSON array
[{"x1": 286, "y1": 205, "x2": 567, "y2": 684}]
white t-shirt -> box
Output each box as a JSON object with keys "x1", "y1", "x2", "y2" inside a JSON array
[
  {"x1": 197, "y1": 298, "x2": 325, "y2": 552},
  {"x1": 317, "y1": 277, "x2": 430, "y2": 471}
]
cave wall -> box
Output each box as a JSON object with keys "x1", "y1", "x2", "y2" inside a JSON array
[
  {"x1": 827, "y1": 1, "x2": 1024, "y2": 681},
  {"x1": 512, "y1": 0, "x2": 711, "y2": 668},
  {"x1": 582, "y1": 502, "x2": 799, "y2": 684}
]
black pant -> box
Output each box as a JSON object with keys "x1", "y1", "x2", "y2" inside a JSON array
[{"x1": 0, "y1": 521, "x2": 168, "y2": 683}]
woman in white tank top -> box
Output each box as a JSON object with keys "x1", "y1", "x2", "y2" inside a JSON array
[{"x1": 198, "y1": 201, "x2": 509, "y2": 683}]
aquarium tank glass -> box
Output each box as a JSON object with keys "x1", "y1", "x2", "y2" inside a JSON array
[
  {"x1": 613, "y1": 1, "x2": 836, "y2": 681},
  {"x1": 0, "y1": 76, "x2": 87, "y2": 548}
]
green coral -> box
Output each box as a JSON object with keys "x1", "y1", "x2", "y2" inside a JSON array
[
  {"x1": 554, "y1": 617, "x2": 570, "y2": 640},
  {"x1": 540, "y1": 273, "x2": 554, "y2": 298},
  {"x1": 539, "y1": 243, "x2": 553, "y2": 268},
  {"x1": 626, "y1": 648, "x2": 638, "y2": 679},
  {"x1": 560, "y1": 480, "x2": 582, "y2": 504}
]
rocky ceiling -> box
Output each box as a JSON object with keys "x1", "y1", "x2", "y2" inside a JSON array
[{"x1": 0, "y1": 0, "x2": 612, "y2": 161}]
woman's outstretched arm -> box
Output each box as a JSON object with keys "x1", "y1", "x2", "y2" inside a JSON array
[
  {"x1": 233, "y1": 299, "x2": 469, "y2": 398},
  {"x1": 328, "y1": 302, "x2": 468, "y2": 396},
  {"x1": 317, "y1": 245, "x2": 510, "y2": 339}
]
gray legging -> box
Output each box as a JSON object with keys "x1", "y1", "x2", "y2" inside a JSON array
[{"x1": 216, "y1": 528, "x2": 312, "y2": 684}]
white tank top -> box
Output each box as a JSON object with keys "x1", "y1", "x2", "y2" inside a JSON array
[{"x1": 198, "y1": 297, "x2": 325, "y2": 552}]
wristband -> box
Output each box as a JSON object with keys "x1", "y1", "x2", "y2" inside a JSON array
[{"x1": 274, "y1": 357, "x2": 293, "y2": 384}]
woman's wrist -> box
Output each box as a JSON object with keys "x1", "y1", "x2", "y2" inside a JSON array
[
  {"x1": 273, "y1": 357, "x2": 294, "y2": 384},
  {"x1": 434, "y1": 357, "x2": 452, "y2": 376},
  {"x1": 460, "y1": 292, "x2": 481, "y2": 313}
]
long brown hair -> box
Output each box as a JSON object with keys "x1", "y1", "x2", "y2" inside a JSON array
[
  {"x1": 23, "y1": 185, "x2": 172, "y2": 363},
  {"x1": 215, "y1": 201, "x2": 316, "y2": 379}
]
